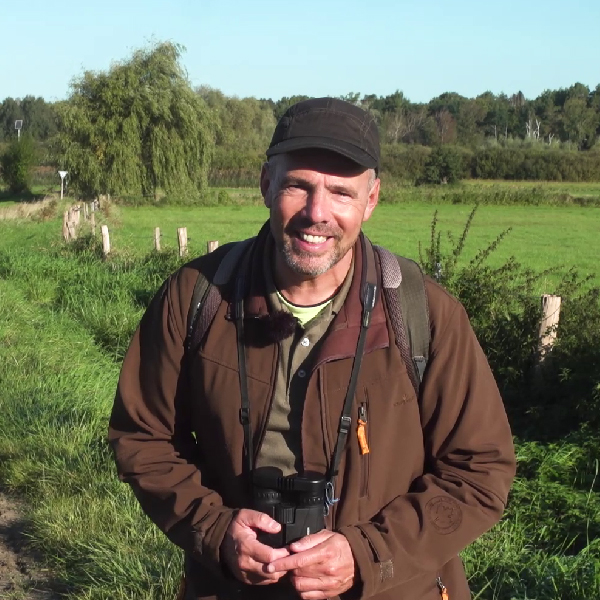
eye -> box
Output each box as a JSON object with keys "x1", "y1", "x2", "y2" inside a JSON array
[
  {"x1": 283, "y1": 183, "x2": 304, "y2": 193},
  {"x1": 333, "y1": 189, "x2": 353, "y2": 200}
]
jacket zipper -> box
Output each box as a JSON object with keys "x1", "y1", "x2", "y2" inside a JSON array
[
  {"x1": 358, "y1": 403, "x2": 369, "y2": 497},
  {"x1": 436, "y1": 576, "x2": 449, "y2": 600}
]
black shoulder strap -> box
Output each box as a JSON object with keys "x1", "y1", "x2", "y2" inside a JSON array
[
  {"x1": 184, "y1": 239, "x2": 253, "y2": 354},
  {"x1": 375, "y1": 246, "x2": 430, "y2": 395}
]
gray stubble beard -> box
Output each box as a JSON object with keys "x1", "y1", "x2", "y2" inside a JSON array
[{"x1": 279, "y1": 234, "x2": 351, "y2": 278}]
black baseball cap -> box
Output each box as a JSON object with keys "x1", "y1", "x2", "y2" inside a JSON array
[{"x1": 266, "y1": 97, "x2": 380, "y2": 172}]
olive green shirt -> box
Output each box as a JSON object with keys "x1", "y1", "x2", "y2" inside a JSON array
[{"x1": 255, "y1": 241, "x2": 355, "y2": 475}]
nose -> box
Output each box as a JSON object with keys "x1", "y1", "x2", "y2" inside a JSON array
[{"x1": 302, "y1": 185, "x2": 331, "y2": 223}]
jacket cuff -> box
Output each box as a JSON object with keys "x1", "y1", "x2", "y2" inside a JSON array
[
  {"x1": 190, "y1": 507, "x2": 236, "y2": 576},
  {"x1": 339, "y1": 523, "x2": 393, "y2": 600}
]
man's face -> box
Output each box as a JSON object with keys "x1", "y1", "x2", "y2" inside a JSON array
[{"x1": 261, "y1": 150, "x2": 380, "y2": 281}]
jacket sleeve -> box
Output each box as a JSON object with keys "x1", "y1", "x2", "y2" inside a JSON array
[
  {"x1": 108, "y1": 270, "x2": 235, "y2": 576},
  {"x1": 339, "y1": 285, "x2": 516, "y2": 598}
]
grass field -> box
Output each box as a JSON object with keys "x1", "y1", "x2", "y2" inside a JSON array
[
  {"x1": 0, "y1": 186, "x2": 599, "y2": 599},
  {"x1": 74, "y1": 201, "x2": 599, "y2": 291}
]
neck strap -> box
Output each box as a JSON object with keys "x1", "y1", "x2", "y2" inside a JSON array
[
  {"x1": 233, "y1": 234, "x2": 379, "y2": 487},
  {"x1": 326, "y1": 235, "x2": 378, "y2": 484}
]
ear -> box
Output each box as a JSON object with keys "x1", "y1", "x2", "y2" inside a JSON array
[
  {"x1": 362, "y1": 177, "x2": 380, "y2": 222},
  {"x1": 260, "y1": 162, "x2": 271, "y2": 208}
]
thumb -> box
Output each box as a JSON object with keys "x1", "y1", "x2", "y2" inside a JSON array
[{"x1": 238, "y1": 509, "x2": 281, "y2": 533}]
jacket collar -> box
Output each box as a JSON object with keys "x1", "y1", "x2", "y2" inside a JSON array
[{"x1": 232, "y1": 222, "x2": 389, "y2": 360}]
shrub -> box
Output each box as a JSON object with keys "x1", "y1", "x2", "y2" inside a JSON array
[
  {"x1": 420, "y1": 145, "x2": 465, "y2": 184},
  {"x1": 0, "y1": 134, "x2": 37, "y2": 193},
  {"x1": 419, "y1": 206, "x2": 600, "y2": 440},
  {"x1": 379, "y1": 144, "x2": 431, "y2": 182}
]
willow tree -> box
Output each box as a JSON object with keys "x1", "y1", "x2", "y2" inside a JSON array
[{"x1": 56, "y1": 42, "x2": 214, "y2": 199}]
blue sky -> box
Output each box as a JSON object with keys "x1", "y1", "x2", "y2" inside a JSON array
[{"x1": 2, "y1": 0, "x2": 599, "y2": 103}]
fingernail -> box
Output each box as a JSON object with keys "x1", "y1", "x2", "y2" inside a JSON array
[{"x1": 266, "y1": 564, "x2": 275, "y2": 573}]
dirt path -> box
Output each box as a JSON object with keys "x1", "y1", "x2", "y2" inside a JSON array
[{"x1": 0, "y1": 492, "x2": 60, "y2": 599}]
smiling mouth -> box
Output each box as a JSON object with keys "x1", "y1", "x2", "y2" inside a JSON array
[{"x1": 299, "y1": 232, "x2": 328, "y2": 244}]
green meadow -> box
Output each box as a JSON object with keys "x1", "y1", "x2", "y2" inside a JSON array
[
  {"x1": 91, "y1": 200, "x2": 600, "y2": 291},
  {"x1": 0, "y1": 186, "x2": 599, "y2": 599}
]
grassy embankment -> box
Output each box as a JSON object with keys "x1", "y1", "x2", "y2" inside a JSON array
[{"x1": 0, "y1": 184, "x2": 599, "y2": 599}]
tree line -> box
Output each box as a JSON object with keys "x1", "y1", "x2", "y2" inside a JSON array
[
  {"x1": 3, "y1": 82, "x2": 599, "y2": 150},
  {"x1": 1, "y1": 41, "x2": 599, "y2": 197}
]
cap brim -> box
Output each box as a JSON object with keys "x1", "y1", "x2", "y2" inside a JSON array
[{"x1": 266, "y1": 136, "x2": 378, "y2": 170}]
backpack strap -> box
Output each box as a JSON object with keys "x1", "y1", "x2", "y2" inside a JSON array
[
  {"x1": 185, "y1": 238, "x2": 253, "y2": 353},
  {"x1": 375, "y1": 245, "x2": 430, "y2": 396},
  {"x1": 397, "y1": 255, "x2": 430, "y2": 382},
  {"x1": 184, "y1": 238, "x2": 430, "y2": 395}
]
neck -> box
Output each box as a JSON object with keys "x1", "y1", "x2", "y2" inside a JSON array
[{"x1": 273, "y1": 249, "x2": 353, "y2": 306}]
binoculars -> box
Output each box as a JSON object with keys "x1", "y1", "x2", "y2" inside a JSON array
[{"x1": 252, "y1": 468, "x2": 327, "y2": 548}]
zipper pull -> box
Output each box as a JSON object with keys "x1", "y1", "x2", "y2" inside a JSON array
[
  {"x1": 437, "y1": 576, "x2": 449, "y2": 600},
  {"x1": 357, "y1": 406, "x2": 370, "y2": 455}
]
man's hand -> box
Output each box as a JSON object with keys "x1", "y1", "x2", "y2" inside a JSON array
[
  {"x1": 266, "y1": 530, "x2": 355, "y2": 600},
  {"x1": 221, "y1": 509, "x2": 291, "y2": 585}
]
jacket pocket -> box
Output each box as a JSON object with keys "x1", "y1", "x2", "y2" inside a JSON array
[{"x1": 358, "y1": 400, "x2": 370, "y2": 498}]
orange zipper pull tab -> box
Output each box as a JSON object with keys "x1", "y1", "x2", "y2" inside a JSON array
[
  {"x1": 357, "y1": 420, "x2": 370, "y2": 454},
  {"x1": 437, "y1": 577, "x2": 449, "y2": 600},
  {"x1": 357, "y1": 405, "x2": 370, "y2": 454}
]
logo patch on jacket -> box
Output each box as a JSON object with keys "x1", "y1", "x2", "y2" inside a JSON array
[{"x1": 426, "y1": 496, "x2": 462, "y2": 534}]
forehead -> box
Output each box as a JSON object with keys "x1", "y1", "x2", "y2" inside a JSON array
[{"x1": 275, "y1": 149, "x2": 367, "y2": 179}]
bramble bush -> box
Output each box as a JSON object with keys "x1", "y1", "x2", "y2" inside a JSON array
[{"x1": 419, "y1": 206, "x2": 600, "y2": 439}]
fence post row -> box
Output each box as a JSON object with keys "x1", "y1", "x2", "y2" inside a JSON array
[{"x1": 60, "y1": 209, "x2": 564, "y2": 375}]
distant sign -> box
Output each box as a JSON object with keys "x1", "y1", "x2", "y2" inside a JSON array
[
  {"x1": 58, "y1": 170, "x2": 68, "y2": 180},
  {"x1": 15, "y1": 120, "x2": 23, "y2": 130}
]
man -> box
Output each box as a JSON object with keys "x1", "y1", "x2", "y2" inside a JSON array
[{"x1": 109, "y1": 98, "x2": 516, "y2": 600}]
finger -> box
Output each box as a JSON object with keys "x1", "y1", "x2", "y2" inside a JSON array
[
  {"x1": 292, "y1": 574, "x2": 353, "y2": 599},
  {"x1": 290, "y1": 575, "x2": 329, "y2": 592},
  {"x1": 289, "y1": 530, "x2": 334, "y2": 553},
  {"x1": 246, "y1": 539, "x2": 290, "y2": 565},
  {"x1": 236, "y1": 556, "x2": 287, "y2": 585},
  {"x1": 236, "y1": 509, "x2": 282, "y2": 534},
  {"x1": 242, "y1": 572, "x2": 285, "y2": 586},
  {"x1": 299, "y1": 591, "x2": 330, "y2": 600},
  {"x1": 267, "y1": 545, "x2": 323, "y2": 573}
]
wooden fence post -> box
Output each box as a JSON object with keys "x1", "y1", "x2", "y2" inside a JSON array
[
  {"x1": 90, "y1": 212, "x2": 96, "y2": 236},
  {"x1": 154, "y1": 227, "x2": 161, "y2": 251},
  {"x1": 63, "y1": 211, "x2": 70, "y2": 241},
  {"x1": 101, "y1": 225, "x2": 110, "y2": 257},
  {"x1": 68, "y1": 210, "x2": 77, "y2": 239},
  {"x1": 177, "y1": 227, "x2": 188, "y2": 257},
  {"x1": 537, "y1": 294, "x2": 562, "y2": 363},
  {"x1": 207, "y1": 240, "x2": 219, "y2": 253}
]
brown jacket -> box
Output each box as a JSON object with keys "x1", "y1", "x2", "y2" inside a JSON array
[{"x1": 109, "y1": 226, "x2": 516, "y2": 600}]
